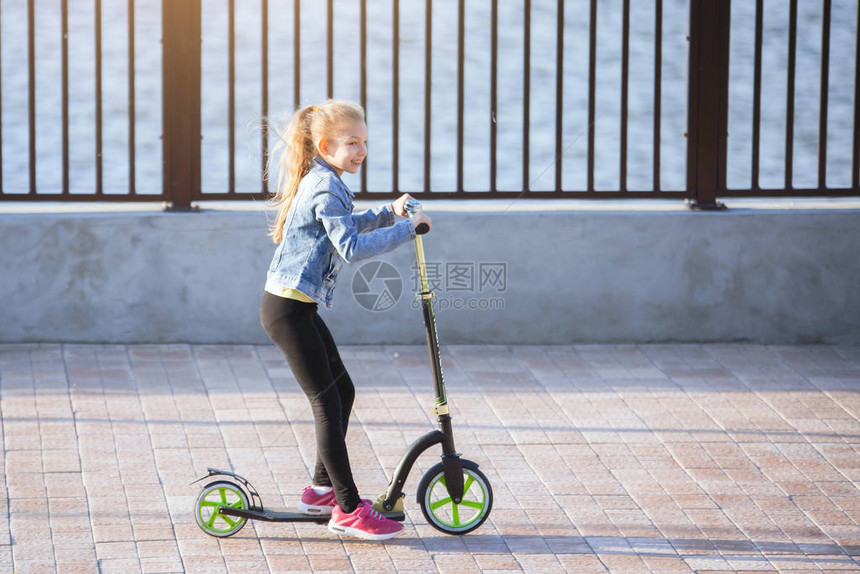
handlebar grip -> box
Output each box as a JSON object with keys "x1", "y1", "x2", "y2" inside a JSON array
[{"x1": 405, "y1": 199, "x2": 428, "y2": 234}]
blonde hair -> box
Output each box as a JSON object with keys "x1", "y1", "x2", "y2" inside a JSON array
[{"x1": 266, "y1": 99, "x2": 366, "y2": 243}]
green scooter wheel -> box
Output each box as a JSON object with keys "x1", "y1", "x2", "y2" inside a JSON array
[
  {"x1": 194, "y1": 481, "x2": 250, "y2": 538},
  {"x1": 417, "y1": 459, "x2": 492, "y2": 535}
]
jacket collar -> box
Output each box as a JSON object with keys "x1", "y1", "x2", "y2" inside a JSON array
[
  {"x1": 314, "y1": 156, "x2": 339, "y2": 177},
  {"x1": 313, "y1": 156, "x2": 353, "y2": 198}
]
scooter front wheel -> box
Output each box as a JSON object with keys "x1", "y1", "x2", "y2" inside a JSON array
[
  {"x1": 417, "y1": 459, "x2": 493, "y2": 535},
  {"x1": 194, "y1": 481, "x2": 250, "y2": 538}
]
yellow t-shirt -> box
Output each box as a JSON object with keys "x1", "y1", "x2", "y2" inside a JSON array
[{"x1": 264, "y1": 281, "x2": 315, "y2": 303}]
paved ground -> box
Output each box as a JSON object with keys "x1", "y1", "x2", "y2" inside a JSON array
[{"x1": 1, "y1": 343, "x2": 859, "y2": 573}]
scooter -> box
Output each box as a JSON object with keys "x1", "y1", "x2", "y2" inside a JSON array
[{"x1": 192, "y1": 200, "x2": 493, "y2": 537}]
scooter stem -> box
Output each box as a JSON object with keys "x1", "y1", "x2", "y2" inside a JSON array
[{"x1": 405, "y1": 199, "x2": 447, "y2": 411}]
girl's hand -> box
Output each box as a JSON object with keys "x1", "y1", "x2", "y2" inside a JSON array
[
  {"x1": 392, "y1": 193, "x2": 414, "y2": 218},
  {"x1": 411, "y1": 212, "x2": 432, "y2": 234}
]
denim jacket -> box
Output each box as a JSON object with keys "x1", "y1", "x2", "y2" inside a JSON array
[{"x1": 266, "y1": 157, "x2": 416, "y2": 307}]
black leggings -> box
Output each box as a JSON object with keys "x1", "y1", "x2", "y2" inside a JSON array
[{"x1": 260, "y1": 291, "x2": 360, "y2": 512}]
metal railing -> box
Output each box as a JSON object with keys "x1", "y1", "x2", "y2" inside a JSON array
[
  {"x1": 0, "y1": 0, "x2": 857, "y2": 206},
  {"x1": 0, "y1": 0, "x2": 151, "y2": 201},
  {"x1": 205, "y1": 0, "x2": 687, "y2": 201},
  {"x1": 721, "y1": 0, "x2": 856, "y2": 197}
]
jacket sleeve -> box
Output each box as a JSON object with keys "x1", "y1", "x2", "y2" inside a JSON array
[
  {"x1": 314, "y1": 191, "x2": 415, "y2": 263},
  {"x1": 352, "y1": 203, "x2": 396, "y2": 233}
]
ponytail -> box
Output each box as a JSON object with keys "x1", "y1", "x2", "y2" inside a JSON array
[
  {"x1": 267, "y1": 105, "x2": 317, "y2": 243},
  {"x1": 266, "y1": 99, "x2": 365, "y2": 243}
]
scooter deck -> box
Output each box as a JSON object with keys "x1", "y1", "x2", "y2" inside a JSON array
[{"x1": 219, "y1": 506, "x2": 406, "y2": 523}]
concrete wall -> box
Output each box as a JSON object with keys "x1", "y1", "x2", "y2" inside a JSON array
[{"x1": 1, "y1": 201, "x2": 858, "y2": 345}]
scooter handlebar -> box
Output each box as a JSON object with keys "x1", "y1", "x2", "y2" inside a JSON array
[{"x1": 404, "y1": 199, "x2": 430, "y2": 235}]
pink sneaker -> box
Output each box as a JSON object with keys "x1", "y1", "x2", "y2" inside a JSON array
[
  {"x1": 297, "y1": 486, "x2": 336, "y2": 515},
  {"x1": 328, "y1": 501, "x2": 403, "y2": 540}
]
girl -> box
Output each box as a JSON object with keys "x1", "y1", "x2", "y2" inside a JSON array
[{"x1": 260, "y1": 99, "x2": 431, "y2": 541}]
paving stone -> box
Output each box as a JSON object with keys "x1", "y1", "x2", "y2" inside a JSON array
[{"x1": 3, "y1": 343, "x2": 860, "y2": 572}]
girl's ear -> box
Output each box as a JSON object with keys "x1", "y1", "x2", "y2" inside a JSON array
[{"x1": 317, "y1": 138, "x2": 328, "y2": 155}]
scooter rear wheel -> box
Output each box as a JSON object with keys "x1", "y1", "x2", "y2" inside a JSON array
[
  {"x1": 417, "y1": 459, "x2": 492, "y2": 535},
  {"x1": 194, "y1": 481, "x2": 250, "y2": 538}
]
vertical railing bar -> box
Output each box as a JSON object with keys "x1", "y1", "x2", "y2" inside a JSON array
[
  {"x1": 95, "y1": 0, "x2": 103, "y2": 195},
  {"x1": 653, "y1": 0, "x2": 662, "y2": 192},
  {"x1": 294, "y1": 0, "x2": 300, "y2": 109},
  {"x1": 685, "y1": 0, "x2": 698, "y2": 196},
  {"x1": 327, "y1": 0, "x2": 333, "y2": 99},
  {"x1": 523, "y1": 0, "x2": 530, "y2": 193},
  {"x1": 716, "y1": 0, "x2": 730, "y2": 199},
  {"x1": 490, "y1": 0, "x2": 498, "y2": 193},
  {"x1": 393, "y1": 0, "x2": 399, "y2": 193},
  {"x1": 818, "y1": 0, "x2": 831, "y2": 191},
  {"x1": 522, "y1": 0, "x2": 532, "y2": 192},
  {"x1": 854, "y1": 0, "x2": 860, "y2": 190},
  {"x1": 587, "y1": 0, "x2": 597, "y2": 193},
  {"x1": 686, "y1": 0, "x2": 729, "y2": 208},
  {"x1": 62, "y1": 0, "x2": 70, "y2": 194},
  {"x1": 228, "y1": 0, "x2": 235, "y2": 193},
  {"x1": 128, "y1": 0, "x2": 135, "y2": 195},
  {"x1": 424, "y1": 0, "x2": 431, "y2": 193},
  {"x1": 262, "y1": 0, "x2": 269, "y2": 193},
  {"x1": 555, "y1": 0, "x2": 563, "y2": 193},
  {"x1": 0, "y1": 0, "x2": 3, "y2": 192},
  {"x1": 456, "y1": 0, "x2": 464, "y2": 194},
  {"x1": 360, "y1": 0, "x2": 367, "y2": 192},
  {"x1": 620, "y1": 0, "x2": 630, "y2": 192},
  {"x1": 785, "y1": 0, "x2": 797, "y2": 190},
  {"x1": 161, "y1": 0, "x2": 201, "y2": 208},
  {"x1": 28, "y1": 0, "x2": 36, "y2": 194},
  {"x1": 752, "y1": 0, "x2": 762, "y2": 191}
]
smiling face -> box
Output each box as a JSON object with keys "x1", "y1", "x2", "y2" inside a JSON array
[{"x1": 317, "y1": 118, "x2": 368, "y2": 176}]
